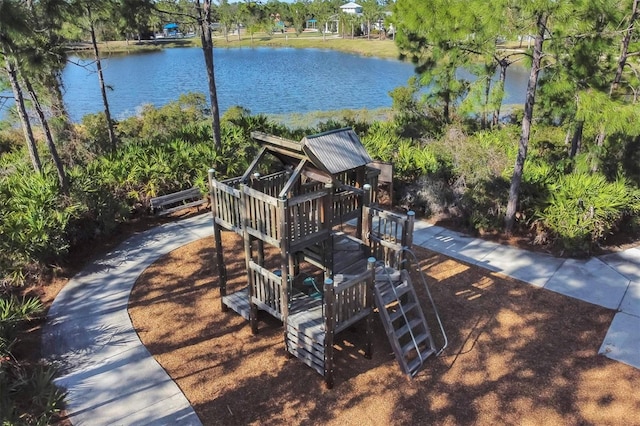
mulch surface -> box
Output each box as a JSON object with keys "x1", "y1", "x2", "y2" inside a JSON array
[{"x1": 129, "y1": 231, "x2": 640, "y2": 425}]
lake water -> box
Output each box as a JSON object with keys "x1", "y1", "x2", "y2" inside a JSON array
[{"x1": 3, "y1": 47, "x2": 529, "y2": 122}]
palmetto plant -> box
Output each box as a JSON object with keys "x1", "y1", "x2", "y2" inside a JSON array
[
  {"x1": 0, "y1": 295, "x2": 64, "y2": 426},
  {"x1": 0, "y1": 296, "x2": 43, "y2": 349},
  {"x1": 537, "y1": 173, "x2": 640, "y2": 254},
  {"x1": 0, "y1": 165, "x2": 78, "y2": 283}
]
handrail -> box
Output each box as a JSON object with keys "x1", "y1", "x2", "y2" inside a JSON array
[
  {"x1": 375, "y1": 264, "x2": 425, "y2": 369},
  {"x1": 396, "y1": 247, "x2": 448, "y2": 357}
]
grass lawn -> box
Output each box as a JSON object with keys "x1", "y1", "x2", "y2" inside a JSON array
[{"x1": 87, "y1": 32, "x2": 401, "y2": 59}]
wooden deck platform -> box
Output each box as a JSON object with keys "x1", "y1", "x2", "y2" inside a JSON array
[
  {"x1": 222, "y1": 287, "x2": 323, "y2": 323},
  {"x1": 222, "y1": 288, "x2": 250, "y2": 320}
]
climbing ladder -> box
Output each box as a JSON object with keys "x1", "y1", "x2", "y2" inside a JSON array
[{"x1": 374, "y1": 250, "x2": 447, "y2": 377}]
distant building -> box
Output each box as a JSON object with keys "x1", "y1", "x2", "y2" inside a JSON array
[
  {"x1": 340, "y1": 2, "x2": 363, "y2": 15},
  {"x1": 163, "y1": 23, "x2": 178, "y2": 35}
]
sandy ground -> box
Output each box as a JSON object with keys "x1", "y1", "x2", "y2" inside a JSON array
[{"x1": 128, "y1": 231, "x2": 640, "y2": 425}]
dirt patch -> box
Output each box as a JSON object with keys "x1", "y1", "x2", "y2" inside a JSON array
[{"x1": 129, "y1": 231, "x2": 640, "y2": 425}]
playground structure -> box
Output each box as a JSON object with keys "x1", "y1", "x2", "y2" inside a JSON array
[{"x1": 208, "y1": 128, "x2": 445, "y2": 387}]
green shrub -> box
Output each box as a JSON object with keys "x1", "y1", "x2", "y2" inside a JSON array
[
  {"x1": 536, "y1": 173, "x2": 640, "y2": 255},
  {"x1": 79, "y1": 112, "x2": 112, "y2": 155},
  {"x1": 0, "y1": 296, "x2": 43, "y2": 354},
  {"x1": 459, "y1": 177, "x2": 511, "y2": 232},
  {"x1": 0, "y1": 296, "x2": 64, "y2": 426},
  {"x1": 136, "y1": 93, "x2": 209, "y2": 143},
  {"x1": 0, "y1": 166, "x2": 79, "y2": 284},
  {"x1": 66, "y1": 166, "x2": 130, "y2": 243}
]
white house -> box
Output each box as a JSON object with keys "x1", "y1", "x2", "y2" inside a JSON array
[{"x1": 340, "y1": 2, "x2": 363, "y2": 15}]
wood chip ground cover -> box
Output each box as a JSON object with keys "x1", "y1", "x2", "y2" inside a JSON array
[{"x1": 128, "y1": 231, "x2": 640, "y2": 425}]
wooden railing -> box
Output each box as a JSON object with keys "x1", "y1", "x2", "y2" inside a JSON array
[
  {"x1": 287, "y1": 189, "x2": 330, "y2": 251},
  {"x1": 249, "y1": 261, "x2": 285, "y2": 319},
  {"x1": 333, "y1": 187, "x2": 363, "y2": 222},
  {"x1": 329, "y1": 266, "x2": 375, "y2": 334},
  {"x1": 211, "y1": 172, "x2": 387, "y2": 255},
  {"x1": 364, "y1": 207, "x2": 415, "y2": 269},
  {"x1": 242, "y1": 185, "x2": 282, "y2": 247},
  {"x1": 250, "y1": 171, "x2": 290, "y2": 198},
  {"x1": 322, "y1": 258, "x2": 376, "y2": 388},
  {"x1": 210, "y1": 177, "x2": 242, "y2": 232}
]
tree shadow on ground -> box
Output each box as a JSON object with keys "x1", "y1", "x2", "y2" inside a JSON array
[{"x1": 129, "y1": 234, "x2": 640, "y2": 425}]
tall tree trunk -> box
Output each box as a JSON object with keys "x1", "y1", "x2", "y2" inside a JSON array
[
  {"x1": 48, "y1": 70, "x2": 76, "y2": 144},
  {"x1": 88, "y1": 6, "x2": 117, "y2": 153},
  {"x1": 594, "y1": 0, "x2": 638, "y2": 164},
  {"x1": 197, "y1": 0, "x2": 222, "y2": 152},
  {"x1": 22, "y1": 75, "x2": 69, "y2": 194},
  {"x1": 505, "y1": 13, "x2": 547, "y2": 233},
  {"x1": 611, "y1": 0, "x2": 638, "y2": 96},
  {"x1": 3, "y1": 48, "x2": 42, "y2": 173},
  {"x1": 482, "y1": 76, "x2": 491, "y2": 129},
  {"x1": 569, "y1": 120, "x2": 583, "y2": 159},
  {"x1": 492, "y1": 60, "x2": 509, "y2": 127}
]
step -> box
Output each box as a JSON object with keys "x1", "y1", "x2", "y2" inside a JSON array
[
  {"x1": 406, "y1": 347, "x2": 437, "y2": 376},
  {"x1": 394, "y1": 318, "x2": 424, "y2": 339},
  {"x1": 400, "y1": 332, "x2": 430, "y2": 356},
  {"x1": 377, "y1": 281, "x2": 412, "y2": 305},
  {"x1": 388, "y1": 301, "x2": 418, "y2": 322}
]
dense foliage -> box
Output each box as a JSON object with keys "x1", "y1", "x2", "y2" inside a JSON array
[
  {"x1": 0, "y1": 296, "x2": 65, "y2": 425},
  {"x1": 1, "y1": 0, "x2": 639, "y2": 420}
]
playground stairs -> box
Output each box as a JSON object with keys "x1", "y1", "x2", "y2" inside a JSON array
[{"x1": 374, "y1": 269, "x2": 436, "y2": 377}]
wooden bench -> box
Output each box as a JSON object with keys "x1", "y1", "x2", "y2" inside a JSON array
[{"x1": 150, "y1": 187, "x2": 207, "y2": 216}]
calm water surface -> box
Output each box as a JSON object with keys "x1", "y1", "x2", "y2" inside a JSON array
[
  {"x1": 62, "y1": 47, "x2": 417, "y2": 121},
  {"x1": 3, "y1": 47, "x2": 529, "y2": 122}
]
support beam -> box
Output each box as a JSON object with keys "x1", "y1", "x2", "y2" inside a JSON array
[
  {"x1": 365, "y1": 257, "x2": 376, "y2": 359},
  {"x1": 323, "y1": 277, "x2": 335, "y2": 389},
  {"x1": 209, "y1": 169, "x2": 228, "y2": 312}
]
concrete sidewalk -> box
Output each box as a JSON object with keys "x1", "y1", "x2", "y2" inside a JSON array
[
  {"x1": 43, "y1": 214, "x2": 640, "y2": 425},
  {"x1": 412, "y1": 221, "x2": 640, "y2": 370},
  {"x1": 43, "y1": 214, "x2": 212, "y2": 426}
]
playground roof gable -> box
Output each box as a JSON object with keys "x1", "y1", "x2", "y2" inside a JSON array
[
  {"x1": 251, "y1": 128, "x2": 372, "y2": 176},
  {"x1": 302, "y1": 128, "x2": 372, "y2": 175}
]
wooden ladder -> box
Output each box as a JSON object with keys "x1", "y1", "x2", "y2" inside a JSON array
[{"x1": 375, "y1": 269, "x2": 436, "y2": 377}]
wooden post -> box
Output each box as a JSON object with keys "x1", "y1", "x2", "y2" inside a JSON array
[
  {"x1": 323, "y1": 278, "x2": 335, "y2": 389},
  {"x1": 278, "y1": 197, "x2": 290, "y2": 352},
  {"x1": 257, "y1": 239, "x2": 264, "y2": 267},
  {"x1": 365, "y1": 257, "x2": 376, "y2": 359},
  {"x1": 209, "y1": 169, "x2": 229, "y2": 312},
  {"x1": 322, "y1": 182, "x2": 334, "y2": 281},
  {"x1": 405, "y1": 210, "x2": 415, "y2": 248},
  {"x1": 358, "y1": 183, "x2": 372, "y2": 242},
  {"x1": 400, "y1": 210, "x2": 415, "y2": 269},
  {"x1": 362, "y1": 205, "x2": 371, "y2": 254},
  {"x1": 240, "y1": 185, "x2": 258, "y2": 334},
  {"x1": 356, "y1": 165, "x2": 365, "y2": 189}
]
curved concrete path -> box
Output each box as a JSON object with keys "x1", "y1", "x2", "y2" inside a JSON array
[
  {"x1": 43, "y1": 214, "x2": 640, "y2": 425},
  {"x1": 43, "y1": 214, "x2": 212, "y2": 425}
]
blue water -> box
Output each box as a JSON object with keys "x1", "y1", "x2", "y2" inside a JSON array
[
  {"x1": 2, "y1": 47, "x2": 529, "y2": 122},
  {"x1": 61, "y1": 47, "x2": 417, "y2": 121}
]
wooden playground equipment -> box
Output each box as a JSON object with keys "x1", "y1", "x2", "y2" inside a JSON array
[{"x1": 208, "y1": 128, "x2": 446, "y2": 388}]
